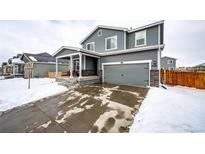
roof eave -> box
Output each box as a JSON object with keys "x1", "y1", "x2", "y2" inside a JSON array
[
  {"x1": 52, "y1": 46, "x2": 81, "y2": 57},
  {"x1": 128, "y1": 20, "x2": 164, "y2": 33},
  {"x1": 100, "y1": 44, "x2": 164, "y2": 57}
]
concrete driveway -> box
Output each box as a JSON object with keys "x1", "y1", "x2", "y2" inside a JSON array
[{"x1": 0, "y1": 83, "x2": 148, "y2": 133}]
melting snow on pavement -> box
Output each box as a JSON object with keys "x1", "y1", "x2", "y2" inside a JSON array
[
  {"x1": 130, "y1": 85, "x2": 205, "y2": 133},
  {"x1": 0, "y1": 78, "x2": 67, "y2": 112}
]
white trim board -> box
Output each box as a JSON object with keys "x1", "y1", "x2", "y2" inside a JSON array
[
  {"x1": 53, "y1": 46, "x2": 81, "y2": 56},
  {"x1": 53, "y1": 44, "x2": 164, "y2": 58},
  {"x1": 102, "y1": 60, "x2": 152, "y2": 87}
]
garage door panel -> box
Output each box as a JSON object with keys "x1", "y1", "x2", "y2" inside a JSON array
[{"x1": 104, "y1": 63, "x2": 149, "y2": 86}]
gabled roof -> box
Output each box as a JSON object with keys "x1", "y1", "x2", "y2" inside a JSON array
[
  {"x1": 128, "y1": 20, "x2": 164, "y2": 33},
  {"x1": 22, "y1": 52, "x2": 63, "y2": 63},
  {"x1": 193, "y1": 63, "x2": 205, "y2": 67},
  {"x1": 53, "y1": 46, "x2": 81, "y2": 57},
  {"x1": 11, "y1": 57, "x2": 25, "y2": 64},
  {"x1": 80, "y1": 25, "x2": 129, "y2": 44},
  {"x1": 161, "y1": 56, "x2": 177, "y2": 60},
  {"x1": 80, "y1": 20, "x2": 164, "y2": 44}
]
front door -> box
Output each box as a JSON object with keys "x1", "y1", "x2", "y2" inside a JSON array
[
  {"x1": 73, "y1": 59, "x2": 79, "y2": 76},
  {"x1": 14, "y1": 65, "x2": 18, "y2": 74}
]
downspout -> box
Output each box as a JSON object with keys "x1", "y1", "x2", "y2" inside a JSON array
[
  {"x1": 55, "y1": 57, "x2": 58, "y2": 78},
  {"x1": 124, "y1": 31, "x2": 127, "y2": 50},
  {"x1": 158, "y1": 24, "x2": 161, "y2": 87}
]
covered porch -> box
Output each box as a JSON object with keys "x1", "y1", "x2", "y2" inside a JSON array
[{"x1": 55, "y1": 51, "x2": 101, "y2": 84}]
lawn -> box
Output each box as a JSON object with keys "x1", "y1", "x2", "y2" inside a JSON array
[
  {"x1": 0, "y1": 78, "x2": 67, "y2": 112},
  {"x1": 130, "y1": 85, "x2": 205, "y2": 133}
]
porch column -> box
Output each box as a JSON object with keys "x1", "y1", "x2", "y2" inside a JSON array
[
  {"x1": 13, "y1": 64, "x2": 15, "y2": 76},
  {"x1": 70, "y1": 56, "x2": 73, "y2": 78},
  {"x1": 55, "y1": 58, "x2": 58, "y2": 77},
  {"x1": 97, "y1": 58, "x2": 100, "y2": 76},
  {"x1": 83, "y1": 55, "x2": 86, "y2": 70},
  {"x1": 79, "y1": 53, "x2": 82, "y2": 78}
]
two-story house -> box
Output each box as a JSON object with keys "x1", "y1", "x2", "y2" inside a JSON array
[
  {"x1": 161, "y1": 56, "x2": 177, "y2": 70},
  {"x1": 53, "y1": 21, "x2": 165, "y2": 87}
]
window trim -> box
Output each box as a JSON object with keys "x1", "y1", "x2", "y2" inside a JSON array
[
  {"x1": 97, "y1": 29, "x2": 102, "y2": 37},
  {"x1": 135, "y1": 30, "x2": 147, "y2": 47},
  {"x1": 86, "y1": 42, "x2": 95, "y2": 51},
  {"x1": 105, "y1": 35, "x2": 118, "y2": 51}
]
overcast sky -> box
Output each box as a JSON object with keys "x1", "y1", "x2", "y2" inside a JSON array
[{"x1": 0, "y1": 20, "x2": 204, "y2": 67}]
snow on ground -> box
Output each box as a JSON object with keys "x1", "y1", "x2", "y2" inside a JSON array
[
  {"x1": 130, "y1": 85, "x2": 205, "y2": 133},
  {"x1": 0, "y1": 78, "x2": 67, "y2": 112}
]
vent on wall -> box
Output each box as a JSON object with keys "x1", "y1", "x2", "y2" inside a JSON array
[{"x1": 97, "y1": 29, "x2": 102, "y2": 37}]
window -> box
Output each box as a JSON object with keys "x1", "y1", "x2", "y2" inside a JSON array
[
  {"x1": 86, "y1": 42, "x2": 95, "y2": 51},
  {"x1": 97, "y1": 29, "x2": 102, "y2": 37},
  {"x1": 135, "y1": 30, "x2": 146, "y2": 47},
  {"x1": 167, "y1": 59, "x2": 173, "y2": 64},
  {"x1": 105, "y1": 35, "x2": 117, "y2": 50}
]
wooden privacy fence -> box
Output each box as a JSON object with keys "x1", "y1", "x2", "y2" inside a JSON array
[{"x1": 161, "y1": 70, "x2": 205, "y2": 89}]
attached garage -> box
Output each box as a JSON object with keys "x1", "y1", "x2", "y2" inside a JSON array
[{"x1": 102, "y1": 60, "x2": 151, "y2": 87}]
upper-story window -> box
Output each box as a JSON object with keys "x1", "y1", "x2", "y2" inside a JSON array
[
  {"x1": 167, "y1": 59, "x2": 174, "y2": 64},
  {"x1": 105, "y1": 35, "x2": 117, "y2": 50},
  {"x1": 135, "y1": 30, "x2": 146, "y2": 47},
  {"x1": 86, "y1": 42, "x2": 95, "y2": 51},
  {"x1": 97, "y1": 29, "x2": 102, "y2": 37}
]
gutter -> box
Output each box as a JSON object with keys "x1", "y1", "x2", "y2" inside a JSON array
[{"x1": 97, "y1": 44, "x2": 165, "y2": 57}]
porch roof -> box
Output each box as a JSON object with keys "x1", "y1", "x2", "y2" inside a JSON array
[{"x1": 53, "y1": 46, "x2": 101, "y2": 58}]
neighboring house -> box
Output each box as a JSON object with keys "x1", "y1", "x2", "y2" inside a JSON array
[
  {"x1": 20, "y1": 52, "x2": 68, "y2": 78},
  {"x1": 1, "y1": 62, "x2": 12, "y2": 76},
  {"x1": 177, "y1": 67, "x2": 187, "y2": 71},
  {"x1": 0, "y1": 66, "x2": 2, "y2": 75},
  {"x1": 161, "y1": 56, "x2": 177, "y2": 70},
  {"x1": 7, "y1": 54, "x2": 25, "y2": 77},
  {"x1": 191, "y1": 63, "x2": 205, "y2": 71},
  {"x1": 1, "y1": 54, "x2": 24, "y2": 77},
  {"x1": 54, "y1": 21, "x2": 165, "y2": 87}
]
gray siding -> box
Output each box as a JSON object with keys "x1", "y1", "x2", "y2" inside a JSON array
[
  {"x1": 100, "y1": 50, "x2": 158, "y2": 70},
  {"x1": 82, "y1": 55, "x2": 97, "y2": 71},
  {"x1": 127, "y1": 26, "x2": 159, "y2": 49},
  {"x1": 82, "y1": 28, "x2": 125, "y2": 52},
  {"x1": 33, "y1": 63, "x2": 68, "y2": 78},
  {"x1": 160, "y1": 23, "x2": 164, "y2": 44},
  {"x1": 55, "y1": 49, "x2": 78, "y2": 57},
  {"x1": 85, "y1": 56, "x2": 97, "y2": 70},
  {"x1": 161, "y1": 57, "x2": 176, "y2": 70}
]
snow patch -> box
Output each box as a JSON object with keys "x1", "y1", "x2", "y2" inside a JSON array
[
  {"x1": 0, "y1": 78, "x2": 67, "y2": 112},
  {"x1": 56, "y1": 107, "x2": 85, "y2": 123},
  {"x1": 130, "y1": 86, "x2": 205, "y2": 133},
  {"x1": 39, "y1": 121, "x2": 52, "y2": 128},
  {"x1": 29, "y1": 56, "x2": 37, "y2": 61}
]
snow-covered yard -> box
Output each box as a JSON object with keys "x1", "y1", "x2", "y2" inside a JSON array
[
  {"x1": 0, "y1": 78, "x2": 67, "y2": 112},
  {"x1": 130, "y1": 85, "x2": 205, "y2": 133}
]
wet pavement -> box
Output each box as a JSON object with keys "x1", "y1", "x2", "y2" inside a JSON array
[{"x1": 0, "y1": 83, "x2": 148, "y2": 133}]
